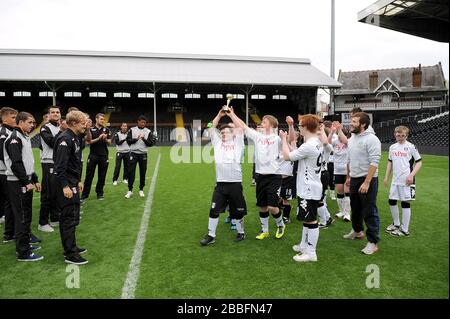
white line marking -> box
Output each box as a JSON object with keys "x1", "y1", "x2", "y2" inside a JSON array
[{"x1": 121, "y1": 153, "x2": 161, "y2": 299}]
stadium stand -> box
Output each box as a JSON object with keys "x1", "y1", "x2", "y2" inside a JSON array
[{"x1": 376, "y1": 110, "x2": 449, "y2": 147}]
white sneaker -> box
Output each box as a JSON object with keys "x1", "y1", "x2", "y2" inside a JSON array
[
  {"x1": 113, "y1": 181, "x2": 118, "y2": 186},
  {"x1": 385, "y1": 224, "x2": 399, "y2": 233},
  {"x1": 335, "y1": 212, "x2": 345, "y2": 219},
  {"x1": 330, "y1": 190, "x2": 336, "y2": 200},
  {"x1": 293, "y1": 253, "x2": 317, "y2": 263},
  {"x1": 0, "y1": 216, "x2": 5, "y2": 224},
  {"x1": 38, "y1": 224, "x2": 54, "y2": 233},
  {"x1": 318, "y1": 223, "x2": 328, "y2": 229},
  {"x1": 49, "y1": 221, "x2": 59, "y2": 227},
  {"x1": 390, "y1": 228, "x2": 410, "y2": 237},
  {"x1": 343, "y1": 213, "x2": 351, "y2": 222},
  {"x1": 292, "y1": 244, "x2": 306, "y2": 254},
  {"x1": 125, "y1": 191, "x2": 133, "y2": 199},
  {"x1": 139, "y1": 190, "x2": 145, "y2": 197},
  {"x1": 123, "y1": 180, "x2": 128, "y2": 184},
  {"x1": 361, "y1": 242, "x2": 379, "y2": 255},
  {"x1": 343, "y1": 229, "x2": 365, "y2": 240}
]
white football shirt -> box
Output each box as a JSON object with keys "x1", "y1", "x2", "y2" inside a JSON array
[
  {"x1": 246, "y1": 128, "x2": 282, "y2": 175},
  {"x1": 388, "y1": 141, "x2": 421, "y2": 185},
  {"x1": 288, "y1": 137, "x2": 323, "y2": 200},
  {"x1": 211, "y1": 130, "x2": 245, "y2": 182},
  {"x1": 331, "y1": 133, "x2": 349, "y2": 175},
  {"x1": 278, "y1": 151, "x2": 294, "y2": 176}
]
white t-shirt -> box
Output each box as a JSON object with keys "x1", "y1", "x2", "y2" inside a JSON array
[
  {"x1": 321, "y1": 143, "x2": 333, "y2": 171},
  {"x1": 278, "y1": 151, "x2": 294, "y2": 176},
  {"x1": 246, "y1": 128, "x2": 282, "y2": 175},
  {"x1": 331, "y1": 133, "x2": 349, "y2": 175},
  {"x1": 288, "y1": 137, "x2": 323, "y2": 200},
  {"x1": 211, "y1": 130, "x2": 245, "y2": 182},
  {"x1": 388, "y1": 141, "x2": 422, "y2": 186}
]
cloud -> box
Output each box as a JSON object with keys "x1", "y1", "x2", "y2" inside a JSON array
[{"x1": 0, "y1": 0, "x2": 448, "y2": 78}]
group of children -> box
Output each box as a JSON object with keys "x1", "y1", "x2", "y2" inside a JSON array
[{"x1": 199, "y1": 106, "x2": 422, "y2": 262}]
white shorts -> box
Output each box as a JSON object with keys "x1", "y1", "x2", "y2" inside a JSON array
[{"x1": 389, "y1": 184, "x2": 416, "y2": 201}]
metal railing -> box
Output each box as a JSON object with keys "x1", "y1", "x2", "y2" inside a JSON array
[{"x1": 335, "y1": 100, "x2": 445, "y2": 111}]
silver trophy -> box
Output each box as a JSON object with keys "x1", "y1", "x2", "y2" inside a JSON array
[{"x1": 222, "y1": 94, "x2": 234, "y2": 113}]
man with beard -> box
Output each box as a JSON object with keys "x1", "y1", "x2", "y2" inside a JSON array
[{"x1": 344, "y1": 112, "x2": 381, "y2": 255}]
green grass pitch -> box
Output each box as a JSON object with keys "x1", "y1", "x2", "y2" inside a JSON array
[{"x1": 0, "y1": 146, "x2": 448, "y2": 298}]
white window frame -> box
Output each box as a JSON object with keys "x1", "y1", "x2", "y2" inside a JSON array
[
  {"x1": 207, "y1": 93, "x2": 223, "y2": 99},
  {"x1": 114, "y1": 92, "x2": 131, "y2": 98},
  {"x1": 39, "y1": 91, "x2": 57, "y2": 97},
  {"x1": 64, "y1": 91, "x2": 82, "y2": 97},
  {"x1": 89, "y1": 92, "x2": 107, "y2": 98},
  {"x1": 13, "y1": 91, "x2": 31, "y2": 97},
  {"x1": 251, "y1": 94, "x2": 266, "y2": 100},
  {"x1": 138, "y1": 92, "x2": 155, "y2": 98},
  {"x1": 273, "y1": 94, "x2": 287, "y2": 100},
  {"x1": 162, "y1": 93, "x2": 178, "y2": 99},
  {"x1": 227, "y1": 93, "x2": 244, "y2": 100},
  {"x1": 185, "y1": 93, "x2": 201, "y2": 99}
]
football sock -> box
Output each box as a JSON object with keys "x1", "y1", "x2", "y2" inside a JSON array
[
  {"x1": 208, "y1": 217, "x2": 219, "y2": 237},
  {"x1": 389, "y1": 205, "x2": 400, "y2": 227},
  {"x1": 344, "y1": 193, "x2": 351, "y2": 214},
  {"x1": 337, "y1": 193, "x2": 345, "y2": 213},
  {"x1": 401, "y1": 207, "x2": 411, "y2": 233},
  {"x1": 283, "y1": 204, "x2": 291, "y2": 219},
  {"x1": 273, "y1": 212, "x2": 284, "y2": 227},
  {"x1": 318, "y1": 204, "x2": 328, "y2": 225},
  {"x1": 233, "y1": 218, "x2": 244, "y2": 234},
  {"x1": 300, "y1": 226, "x2": 308, "y2": 250},
  {"x1": 305, "y1": 223, "x2": 319, "y2": 256},
  {"x1": 259, "y1": 211, "x2": 269, "y2": 233}
]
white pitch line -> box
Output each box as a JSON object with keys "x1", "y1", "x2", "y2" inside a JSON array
[{"x1": 121, "y1": 153, "x2": 161, "y2": 299}]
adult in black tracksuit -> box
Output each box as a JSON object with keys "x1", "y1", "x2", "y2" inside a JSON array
[
  {"x1": 4, "y1": 112, "x2": 43, "y2": 261},
  {"x1": 81, "y1": 113, "x2": 111, "y2": 200},
  {"x1": 54, "y1": 110, "x2": 88, "y2": 265},
  {"x1": 0, "y1": 107, "x2": 18, "y2": 243},
  {"x1": 112, "y1": 123, "x2": 130, "y2": 184},
  {"x1": 125, "y1": 116, "x2": 157, "y2": 198},
  {"x1": 38, "y1": 106, "x2": 61, "y2": 231}
]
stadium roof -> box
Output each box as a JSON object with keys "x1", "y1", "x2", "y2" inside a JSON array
[
  {"x1": 0, "y1": 49, "x2": 341, "y2": 88},
  {"x1": 358, "y1": 0, "x2": 449, "y2": 42}
]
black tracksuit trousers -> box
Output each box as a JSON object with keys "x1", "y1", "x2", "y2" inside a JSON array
[
  {"x1": 82, "y1": 154, "x2": 109, "y2": 198},
  {"x1": 39, "y1": 163, "x2": 60, "y2": 225},
  {"x1": 8, "y1": 180, "x2": 33, "y2": 259},
  {"x1": 128, "y1": 152, "x2": 147, "y2": 192},
  {"x1": 56, "y1": 180, "x2": 81, "y2": 258}
]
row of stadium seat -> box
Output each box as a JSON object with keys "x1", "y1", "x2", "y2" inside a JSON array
[{"x1": 375, "y1": 111, "x2": 449, "y2": 147}]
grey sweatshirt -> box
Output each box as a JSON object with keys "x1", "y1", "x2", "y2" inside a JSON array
[{"x1": 348, "y1": 127, "x2": 381, "y2": 178}]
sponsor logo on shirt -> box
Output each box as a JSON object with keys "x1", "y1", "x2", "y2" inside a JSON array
[
  {"x1": 392, "y1": 151, "x2": 407, "y2": 157},
  {"x1": 220, "y1": 143, "x2": 236, "y2": 151},
  {"x1": 258, "y1": 138, "x2": 275, "y2": 146}
]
